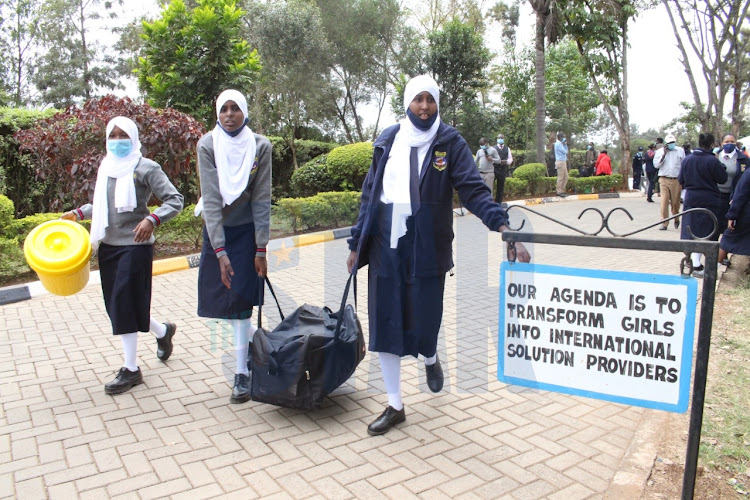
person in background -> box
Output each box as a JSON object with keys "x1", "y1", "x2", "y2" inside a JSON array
[
  {"x1": 678, "y1": 132, "x2": 727, "y2": 277},
  {"x1": 716, "y1": 133, "x2": 750, "y2": 265},
  {"x1": 196, "y1": 89, "x2": 272, "y2": 404},
  {"x1": 554, "y1": 132, "x2": 569, "y2": 197},
  {"x1": 654, "y1": 134, "x2": 685, "y2": 230},
  {"x1": 632, "y1": 146, "x2": 644, "y2": 189},
  {"x1": 475, "y1": 137, "x2": 499, "y2": 195},
  {"x1": 683, "y1": 142, "x2": 692, "y2": 156},
  {"x1": 719, "y1": 160, "x2": 750, "y2": 265},
  {"x1": 62, "y1": 116, "x2": 184, "y2": 395},
  {"x1": 644, "y1": 144, "x2": 657, "y2": 202},
  {"x1": 493, "y1": 133, "x2": 513, "y2": 205},
  {"x1": 595, "y1": 149, "x2": 612, "y2": 176},
  {"x1": 346, "y1": 75, "x2": 530, "y2": 436},
  {"x1": 583, "y1": 141, "x2": 596, "y2": 177}
]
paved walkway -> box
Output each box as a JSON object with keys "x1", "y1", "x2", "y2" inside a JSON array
[{"x1": 0, "y1": 196, "x2": 697, "y2": 499}]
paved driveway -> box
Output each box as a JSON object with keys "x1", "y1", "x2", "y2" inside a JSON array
[{"x1": 0, "y1": 195, "x2": 695, "y2": 499}]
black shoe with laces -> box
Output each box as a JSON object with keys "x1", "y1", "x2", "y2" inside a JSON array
[
  {"x1": 157, "y1": 322, "x2": 176, "y2": 361},
  {"x1": 230, "y1": 373, "x2": 251, "y2": 404},
  {"x1": 367, "y1": 406, "x2": 406, "y2": 436},
  {"x1": 104, "y1": 367, "x2": 143, "y2": 395}
]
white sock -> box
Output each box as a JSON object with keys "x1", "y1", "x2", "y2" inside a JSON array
[
  {"x1": 149, "y1": 317, "x2": 167, "y2": 339},
  {"x1": 232, "y1": 319, "x2": 251, "y2": 376},
  {"x1": 379, "y1": 352, "x2": 403, "y2": 411},
  {"x1": 424, "y1": 354, "x2": 437, "y2": 366},
  {"x1": 691, "y1": 253, "x2": 702, "y2": 268},
  {"x1": 120, "y1": 332, "x2": 138, "y2": 372}
]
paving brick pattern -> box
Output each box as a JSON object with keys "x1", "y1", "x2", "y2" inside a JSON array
[{"x1": 1, "y1": 197, "x2": 690, "y2": 498}]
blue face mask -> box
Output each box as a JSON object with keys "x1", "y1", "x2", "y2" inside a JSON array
[
  {"x1": 587, "y1": 145, "x2": 591, "y2": 150},
  {"x1": 480, "y1": 145, "x2": 488, "y2": 150},
  {"x1": 667, "y1": 143, "x2": 676, "y2": 151},
  {"x1": 713, "y1": 147, "x2": 721, "y2": 154},
  {"x1": 497, "y1": 139, "x2": 504, "y2": 145},
  {"x1": 562, "y1": 138, "x2": 567, "y2": 143},
  {"x1": 107, "y1": 139, "x2": 133, "y2": 158},
  {"x1": 723, "y1": 144, "x2": 736, "y2": 154}
]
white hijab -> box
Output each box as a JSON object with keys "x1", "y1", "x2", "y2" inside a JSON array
[
  {"x1": 381, "y1": 74, "x2": 442, "y2": 247},
  {"x1": 90, "y1": 116, "x2": 142, "y2": 250},
  {"x1": 212, "y1": 89, "x2": 256, "y2": 206}
]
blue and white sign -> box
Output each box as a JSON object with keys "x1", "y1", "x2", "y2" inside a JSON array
[{"x1": 499, "y1": 262, "x2": 698, "y2": 413}]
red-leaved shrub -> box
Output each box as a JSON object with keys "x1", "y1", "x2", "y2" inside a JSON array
[{"x1": 15, "y1": 95, "x2": 206, "y2": 211}]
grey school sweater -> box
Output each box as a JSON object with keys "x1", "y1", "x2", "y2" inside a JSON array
[
  {"x1": 75, "y1": 158, "x2": 184, "y2": 246},
  {"x1": 197, "y1": 131, "x2": 272, "y2": 259}
]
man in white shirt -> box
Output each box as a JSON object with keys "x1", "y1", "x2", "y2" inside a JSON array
[
  {"x1": 653, "y1": 134, "x2": 685, "y2": 230},
  {"x1": 493, "y1": 134, "x2": 513, "y2": 204}
]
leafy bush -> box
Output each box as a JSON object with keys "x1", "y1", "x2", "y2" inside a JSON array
[
  {"x1": 513, "y1": 163, "x2": 547, "y2": 193},
  {"x1": 155, "y1": 204, "x2": 203, "y2": 248},
  {"x1": 572, "y1": 176, "x2": 596, "y2": 194},
  {"x1": 7, "y1": 213, "x2": 73, "y2": 242},
  {"x1": 0, "y1": 195, "x2": 13, "y2": 234},
  {"x1": 326, "y1": 142, "x2": 373, "y2": 190},
  {"x1": 503, "y1": 178, "x2": 526, "y2": 198},
  {"x1": 569, "y1": 168, "x2": 580, "y2": 178},
  {"x1": 14, "y1": 95, "x2": 205, "y2": 212},
  {"x1": 289, "y1": 154, "x2": 337, "y2": 197},
  {"x1": 0, "y1": 236, "x2": 27, "y2": 279},
  {"x1": 268, "y1": 136, "x2": 339, "y2": 193},
  {"x1": 1, "y1": 107, "x2": 59, "y2": 217},
  {"x1": 275, "y1": 191, "x2": 360, "y2": 233}
]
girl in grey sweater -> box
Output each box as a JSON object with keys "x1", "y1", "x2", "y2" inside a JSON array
[
  {"x1": 63, "y1": 116, "x2": 184, "y2": 395},
  {"x1": 196, "y1": 90, "x2": 272, "y2": 404}
]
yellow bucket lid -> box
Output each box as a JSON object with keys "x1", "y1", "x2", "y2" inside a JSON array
[{"x1": 24, "y1": 219, "x2": 92, "y2": 276}]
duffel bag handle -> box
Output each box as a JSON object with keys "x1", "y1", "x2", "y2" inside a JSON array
[
  {"x1": 334, "y1": 273, "x2": 357, "y2": 338},
  {"x1": 258, "y1": 276, "x2": 285, "y2": 330}
]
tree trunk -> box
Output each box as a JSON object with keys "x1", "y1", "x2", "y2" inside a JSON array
[
  {"x1": 79, "y1": 0, "x2": 90, "y2": 101},
  {"x1": 534, "y1": 11, "x2": 546, "y2": 164},
  {"x1": 619, "y1": 20, "x2": 631, "y2": 191}
]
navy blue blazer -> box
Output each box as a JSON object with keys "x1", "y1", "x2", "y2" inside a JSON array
[{"x1": 348, "y1": 122, "x2": 508, "y2": 277}]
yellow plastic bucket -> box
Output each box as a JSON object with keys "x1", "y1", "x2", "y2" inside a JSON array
[{"x1": 23, "y1": 219, "x2": 92, "y2": 296}]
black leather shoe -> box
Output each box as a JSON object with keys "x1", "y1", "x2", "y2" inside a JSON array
[
  {"x1": 105, "y1": 367, "x2": 143, "y2": 395},
  {"x1": 156, "y1": 322, "x2": 176, "y2": 361},
  {"x1": 675, "y1": 220, "x2": 680, "y2": 229},
  {"x1": 647, "y1": 198, "x2": 654, "y2": 202},
  {"x1": 367, "y1": 406, "x2": 406, "y2": 436},
  {"x1": 230, "y1": 373, "x2": 251, "y2": 404},
  {"x1": 659, "y1": 226, "x2": 668, "y2": 231},
  {"x1": 426, "y1": 356, "x2": 444, "y2": 393}
]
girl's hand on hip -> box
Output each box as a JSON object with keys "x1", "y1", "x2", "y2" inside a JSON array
[
  {"x1": 219, "y1": 255, "x2": 234, "y2": 289},
  {"x1": 133, "y1": 218, "x2": 155, "y2": 243}
]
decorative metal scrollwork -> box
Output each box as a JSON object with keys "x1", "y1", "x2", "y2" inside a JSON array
[{"x1": 505, "y1": 205, "x2": 720, "y2": 240}]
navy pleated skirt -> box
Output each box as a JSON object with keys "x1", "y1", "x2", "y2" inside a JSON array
[
  {"x1": 367, "y1": 202, "x2": 446, "y2": 358},
  {"x1": 681, "y1": 190, "x2": 723, "y2": 241},
  {"x1": 197, "y1": 222, "x2": 261, "y2": 319},
  {"x1": 98, "y1": 243, "x2": 153, "y2": 335}
]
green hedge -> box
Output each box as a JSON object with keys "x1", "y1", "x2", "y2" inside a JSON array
[
  {"x1": 268, "y1": 137, "x2": 339, "y2": 198},
  {"x1": 275, "y1": 191, "x2": 360, "y2": 233},
  {"x1": 289, "y1": 154, "x2": 337, "y2": 197},
  {"x1": 326, "y1": 142, "x2": 373, "y2": 191}
]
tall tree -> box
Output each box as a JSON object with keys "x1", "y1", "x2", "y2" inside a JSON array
[
  {"x1": 425, "y1": 19, "x2": 491, "y2": 126},
  {"x1": 563, "y1": 0, "x2": 636, "y2": 186},
  {"x1": 33, "y1": 0, "x2": 121, "y2": 108},
  {"x1": 0, "y1": 0, "x2": 42, "y2": 106},
  {"x1": 245, "y1": 0, "x2": 331, "y2": 168},
  {"x1": 662, "y1": 0, "x2": 750, "y2": 137},
  {"x1": 138, "y1": 0, "x2": 261, "y2": 126},
  {"x1": 528, "y1": 0, "x2": 561, "y2": 162},
  {"x1": 494, "y1": 47, "x2": 535, "y2": 149},
  {"x1": 545, "y1": 40, "x2": 599, "y2": 141}
]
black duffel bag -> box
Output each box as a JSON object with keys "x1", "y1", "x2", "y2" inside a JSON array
[{"x1": 250, "y1": 274, "x2": 366, "y2": 410}]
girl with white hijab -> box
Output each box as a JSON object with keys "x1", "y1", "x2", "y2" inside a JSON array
[
  {"x1": 63, "y1": 116, "x2": 184, "y2": 395},
  {"x1": 346, "y1": 75, "x2": 530, "y2": 436},
  {"x1": 196, "y1": 90, "x2": 272, "y2": 404}
]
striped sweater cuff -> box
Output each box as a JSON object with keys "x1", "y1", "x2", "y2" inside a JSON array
[
  {"x1": 75, "y1": 208, "x2": 84, "y2": 220},
  {"x1": 149, "y1": 213, "x2": 161, "y2": 226}
]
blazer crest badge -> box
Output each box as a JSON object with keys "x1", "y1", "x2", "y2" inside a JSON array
[{"x1": 433, "y1": 151, "x2": 448, "y2": 171}]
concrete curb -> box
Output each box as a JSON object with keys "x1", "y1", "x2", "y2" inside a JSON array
[{"x1": 0, "y1": 190, "x2": 646, "y2": 306}]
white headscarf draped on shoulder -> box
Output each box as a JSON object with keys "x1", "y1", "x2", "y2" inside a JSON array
[
  {"x1": 90, "y1": 116, "x2": 142, "y2": 250},
  {"x1": 213, "y1": 89, "x2": 256, "y2": 206},
  {"x1": 381, "y1": 74, "x2": 441, "y2": 247}
]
